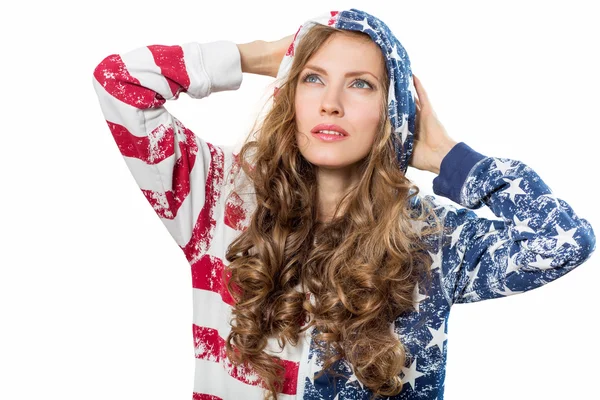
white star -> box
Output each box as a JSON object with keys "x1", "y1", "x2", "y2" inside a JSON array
[
  {"x1": 389, "y1": 43, "x2": 401, "y2": 61},
  {"x1": 428, "y1": 249, "x2": 442, "y2": 271},
  {"x1": 408, "y1": 76, "x2": 417, "y2": 100},
  {"x1": 346, "y1": 373, "x2": 364, "y2": 389},
  {"x1": 552, "y1": 225, "x2": 578, "y2": 249},
  {"x1": 465, "y1": 263, "x2": 481, "y2": 292},
  {"x1": 502, "y1": 177, "x2": 527, "y2": 203},
  {"x1": 447, "y1": 246, "x2": 465, "y2": 276},
  {"x1": 493, "y1": 159, "x2": 515, "y2": 175},
  {"x1": 529, "y1": 254, "x2": 554, "y2": 270},
  {"x1": 401, "y1": 357, "x2": 425, "y2": 390},
  {"x1": 488, "y1": 238, "x2": 509, "y2": 262},
  {"x1": 388, "y1": 82, "x2": 396, "y2": 108},
  {"x1": 456, "y1": 246, "x2": 464, "y2": 262},
  {"x1": 481, "y1": 221, "x2": 497, "y2": 240},
  {"x1": 513, "y1": 214, "x2": 535, "y2": 234},
  {"x1": 449, "y1": 224, "x2": 465, "y2": 249},
  {"x1": 505, "y1": 252, "x2": 522, "y2": 275},
  {"x1": 413, "y1": 282, "x2": 429, "y2": 312},
  {"x1": 394, "y1": 113, "x2": 409, "y2": 144},
  {"x1": 426, "y1": 320, "x2": 448, "y2": 353},
  {"x1": 356, "y1": 17, "x2": 376, "y2": 33}
]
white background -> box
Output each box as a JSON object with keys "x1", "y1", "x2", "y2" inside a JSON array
[{"x1": 1, "y1": 0, "x2": 598, "y2": 399}]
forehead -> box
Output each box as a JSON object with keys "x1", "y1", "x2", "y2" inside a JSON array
[{"x1": 306, "y1": 33, "x2": 385, "y2": 78}]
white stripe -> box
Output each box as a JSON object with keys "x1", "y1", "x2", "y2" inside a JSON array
[
  {"x1": 294, "y1": 326, "x2": 314, "y2": 400},
  {"x1": 193, "y1": 358, "x2": 297, "y2": 400},
  {"x1": 120, "y1": 46, "x2": 173, "y2": 100},
  {"x1": 92, "y1": 77, "x2": 146, "y2": 137},
  {"x1": 181, "y1": 42, "x2": 212, "y2": 99},
  {"x1": 93, "y1": 74, "x2": 190, "y2": 145},
  {"x1": 94, "y1": 77, "x2": 235, "y2": 246},
  {"x1": 204, "y1": 206, "x2": 242, "y2": 259},
  {"x1": 193, "y1": 289, "x2": 233, "y2": 340},
  {"x1": 159, "y1": 139, "x2": 222, "y2": 247},
  {"x1": 94, "y1": 42, "x2": 245, "y2": 248},
  {"x1": 122, "y1": 156, "x2": 165, "y2": 192},
  {"x1": 192, "y1": 288, "x2": 306, "y2": 363},
  {"x1": 93, "y1": 59, "x2": 185, "y2": 136}
]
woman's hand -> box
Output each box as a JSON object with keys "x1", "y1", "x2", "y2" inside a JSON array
[
  {"x1": 266, "y1": 34, "x2": 295, "y2": 76},
  {"x1": 410, "y1": 74, "x2": 458, "y2": 174},
  {"x1": 237, "y1": 34, "x2": 294, "y2": 77}
]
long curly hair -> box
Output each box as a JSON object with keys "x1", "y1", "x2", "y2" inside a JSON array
[{"x1": 224, "y1": 24, "x2": 443, "y2": 399}]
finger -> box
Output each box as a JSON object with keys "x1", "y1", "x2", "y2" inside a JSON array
[
  {"x1": 412, "y1": 75, "x2": 422, "y2": 108},
  {"x1": 413, "y1": 74, "x2": 429, "y2": 106}
]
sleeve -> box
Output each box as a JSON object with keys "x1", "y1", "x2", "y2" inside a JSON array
[
  {"x1": 427, "y1": 142, "x2": 596, "y2": 305},
  {"x1": 92, "y1": 40, "x2": 243, "y2": 254}
]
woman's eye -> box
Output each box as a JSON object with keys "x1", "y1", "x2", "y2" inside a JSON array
[
  {"x1": 304, "y1": 74, "x2": 321, "y2": 84},
  {"x1": 302, "y1": 74, "x2": 373, "y2": 89},
  {"x1": 352, "y1": 79, "x2": 372, "y2": 89}
]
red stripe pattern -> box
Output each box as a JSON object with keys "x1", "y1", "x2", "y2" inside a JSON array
[
  {"x1": 181, "y1": 142, "x2": 224, "y2": 262},
  {"x1": 148, "y1": 45, "x2": 190, "y2": 98},
  {"x1": 191, "y1": 255, "x2": 235, "y2": 306},
  {"x1": 94, "y1": 42, "x2": 301, "y2": 398},
  {"x1": 193, "y1": 325, "x2": 299, "y2": 395},
  {"x1": 193, "y1": 394, "x2": 222, "y2": 400},
  {"x1": 94, "y1": 54, "x2": 165, "y2": 109}
]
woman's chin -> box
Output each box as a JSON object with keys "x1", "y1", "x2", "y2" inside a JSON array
[{"x1": 304, "y1": 156, "x2": 360, "y2": 171}]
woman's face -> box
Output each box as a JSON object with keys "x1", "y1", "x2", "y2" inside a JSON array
[{"x1": 295, "y1": 32, "x2": 386, "y2": 171}]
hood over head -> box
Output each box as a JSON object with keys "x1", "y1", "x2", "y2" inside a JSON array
[{"x1": 275, "y1": 8, "x2": 417, "y2": 174}]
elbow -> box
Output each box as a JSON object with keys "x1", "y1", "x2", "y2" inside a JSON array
[{"x1": 92, "y1": 53, "x2": 120, "y2": 86}]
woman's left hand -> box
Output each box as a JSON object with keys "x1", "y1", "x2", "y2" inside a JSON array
[{"x1": 409, "y1": 74, "x2": 458, "y2": 174}]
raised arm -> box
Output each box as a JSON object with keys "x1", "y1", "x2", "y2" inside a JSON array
[
  {"x1": 92, "y1": 40, "x2": 243, "y2": 257},
  {"x1": 427, "y1": 143, "x2": 596, "y2": 305}
]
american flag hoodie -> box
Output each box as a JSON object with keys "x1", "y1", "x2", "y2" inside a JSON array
[{"x1": 92, "y1": 39, "x2": 596, "y2": 399}]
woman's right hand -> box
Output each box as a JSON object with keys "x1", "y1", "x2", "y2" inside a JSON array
[
  {"x1": 266, "y1": 34, "x2": 295, "y2": 76},
  {"x1": 237, "y1": 34, "x2": 294, "y2": 77}
]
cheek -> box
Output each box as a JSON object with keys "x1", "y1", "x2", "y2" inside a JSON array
[
  {"x1": 353, "y1": 102, "x2": 382, "y2": 133},
  {"x1": 294, "y1": 92, "x2": 311, "y2": 124}
]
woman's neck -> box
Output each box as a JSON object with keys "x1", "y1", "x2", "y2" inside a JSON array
[{"x1": 315, "y1": 165, "x2": 360, "y2": 222}]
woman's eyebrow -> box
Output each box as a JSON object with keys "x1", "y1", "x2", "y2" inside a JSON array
[{"x1": 304, "y1": 64, "x2": 380, "y2": 82}]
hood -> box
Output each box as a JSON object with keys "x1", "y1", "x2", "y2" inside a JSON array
[{"x1": 276, "y1": 8, "x2": 416, "y2": 174}]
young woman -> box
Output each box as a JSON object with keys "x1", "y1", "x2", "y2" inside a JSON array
[{"x1": 92, "y1": 8, "x2": 595, "y2": 400}]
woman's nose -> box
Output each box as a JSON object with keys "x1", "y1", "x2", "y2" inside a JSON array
[{"x1": 320, "y1": 88, "x2": 344, "y2": 117}]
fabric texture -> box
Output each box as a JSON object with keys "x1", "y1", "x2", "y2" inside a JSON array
[{"x1": 92, "y1": 11, "x2": 596, "y2": 399}]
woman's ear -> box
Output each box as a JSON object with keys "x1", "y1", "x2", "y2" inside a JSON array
[{"x1": 273, "y1": 86, "x2": 280, "y2": 101}]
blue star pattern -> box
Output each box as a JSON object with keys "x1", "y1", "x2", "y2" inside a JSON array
[
  {"x1": 298, "y1": 144, "x2": 595, "y2": 399},
  {"x1": 272, "y1": 9, "x2": 596, "y2": 399}
]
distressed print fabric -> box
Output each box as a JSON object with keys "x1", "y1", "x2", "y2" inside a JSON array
[{"x1": 92, "y1": 8, "x2": 595, "y2": 400}]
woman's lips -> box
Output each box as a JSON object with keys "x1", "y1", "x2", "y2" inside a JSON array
[
  {"x1": 310, "y1": 123, "x2": 349, "y2": 136},
  {"x1": 311, "y1": 132, "x2": 349, "y2": 141}
]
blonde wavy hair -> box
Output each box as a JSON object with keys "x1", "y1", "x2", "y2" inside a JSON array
[{"x1": 224, "y1": 24, "x2": 443, "y2": 399}]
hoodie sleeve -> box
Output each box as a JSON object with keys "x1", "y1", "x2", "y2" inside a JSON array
[
  {"x1": 427, "y1": 142, "x2": 596, "y2": 305},
  {"x1": 92, "y1": 41, "x2": 243, "y2": 249}
]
